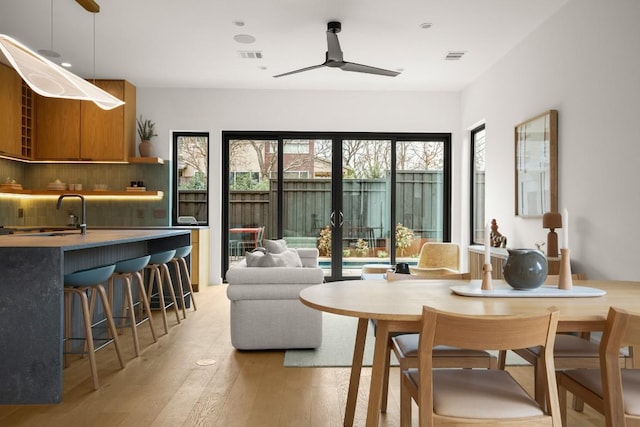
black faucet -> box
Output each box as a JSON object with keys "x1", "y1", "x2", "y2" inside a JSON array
[{"x1": 56, "y1": 194, "x2": 87, "y2": 234}]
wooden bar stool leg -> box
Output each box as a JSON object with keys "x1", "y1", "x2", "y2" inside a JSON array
[
  {"x1": 121, "y1": 275, "x2": 141, "y2": 357},
  {"x1": 76, "y1": 287, "x2": 99, "y2": 390},
  {"x1": 63, "y1": 291, "x2": 72, "y2": 368},
  {"x1": 95, "y1": 284, "x2": 125, "y2": 369},
  {"x1": 135, "y1": 271, "x2": 158, "y2": 342},
  {"x1": 148, "y1": 266, "x2": 169, "y2": 334},
  {"x1": 160, "y1": 263, "x2": 181, "y2": 324},
  {"x1": 170, "y1": 259, "x2": 187, "y2": 319},
  {"x1": 178, "y1": 257, "x2": 197, "y2": 311}
]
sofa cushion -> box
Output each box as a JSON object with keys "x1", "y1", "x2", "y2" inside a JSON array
[
  {"x1": 264, "y1": 239, "x2": 288, "y2": 253},
  {"x1": 245, "y1": 248, "x2": 303, "y2": 268},
  {"x1": 246, "y1": 251, "x2": 285, "y2": 267}
]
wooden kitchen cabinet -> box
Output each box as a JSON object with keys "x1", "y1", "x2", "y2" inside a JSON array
[
  {"x1": 190, "y1": 228, "x2": 210, "y2": 291},
  {"x1": 0, "y1": 63, "x2": 23, "y2": 157},
  {"x1": 34, "y1": 79, "x2": 136, "y2": 161},
  {"x1": 34, "y1": 96, "x2": 81, "y2": 159},
  {"x1": 80, "y1": 80, "x2": 136, "y2": 161}
]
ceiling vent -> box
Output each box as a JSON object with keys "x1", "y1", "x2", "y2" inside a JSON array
[
  {"x1": 238, "y1": 51, "x2": 263, "y2": 59},
  {"x1": 444, "y1": 51, "x2": 466, "y2": 61}
]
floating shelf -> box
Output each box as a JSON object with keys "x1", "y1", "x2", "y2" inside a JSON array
[
  {"x1": 0, "y1": 189, "x2": 164, "y2": 199},
  {"x1": 128, "y1": 157, "x2": 164, "y2": 164}
]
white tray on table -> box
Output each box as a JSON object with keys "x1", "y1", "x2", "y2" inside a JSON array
[{"x1": 450, "y1": 281, "x2": 606, "y2": 298}]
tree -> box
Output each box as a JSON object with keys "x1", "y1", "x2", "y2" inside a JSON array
[{"x1": 178, "y1": 136, "x2": 208, "y2": 188}]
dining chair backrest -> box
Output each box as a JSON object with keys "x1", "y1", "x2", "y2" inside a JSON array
[
  {"x1": 415, "y1": 242, "x2": 459, "y2": 270},
  {"x1": 416, "y1": 305, "x2": 561, "y2": 425},
  {"x1": 600, "y1": 307, "x2": 640, "y2": 426}
]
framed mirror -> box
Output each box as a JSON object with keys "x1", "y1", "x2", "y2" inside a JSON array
[{"x1": 514, "y1": 109, "x2": 558, "y2": 217}]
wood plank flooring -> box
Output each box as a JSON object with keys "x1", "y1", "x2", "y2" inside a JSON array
[{"x1": 0, "y1": 284, "x2": 605, "y2": 426}]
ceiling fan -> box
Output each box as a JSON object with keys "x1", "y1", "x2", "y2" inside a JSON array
[{"x1": 273, "y1": 21, "x2": 400, "y2": 78}]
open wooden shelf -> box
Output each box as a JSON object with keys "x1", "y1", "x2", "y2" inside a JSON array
[
  {"x1": 128, "y1": 156, "x2": 164, "y2": 164},
  {"x1": 0, "y1": 189, "x2": 164, "y2": 198}
]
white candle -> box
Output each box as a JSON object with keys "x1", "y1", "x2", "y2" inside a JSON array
[
  {"x1": 563, "y1": 208, "x2": 569, "y2": 249},
  {"x1": 485, "y1": 222, "x2": 491, "y2": 264}
]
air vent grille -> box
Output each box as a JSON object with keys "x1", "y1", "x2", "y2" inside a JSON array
[
  {"x1": 238, "y1": 51, "x2": 263, "y2": 59},
  {"x1": 444, "y1": 51, "x2": 466, "y2": 61}
]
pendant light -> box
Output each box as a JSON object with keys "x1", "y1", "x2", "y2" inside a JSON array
[
  {"x1": 0, "y1": 34, "x2": 124, "y2": 110},
  {"x1": 0, "y1": 0, "x2": 122, "y2": 110}
]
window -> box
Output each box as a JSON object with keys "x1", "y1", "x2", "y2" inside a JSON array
[
  {"x1": 470, "y1": 124, "x2": 486, "y2": 244},
  {"x1": 172, "y1": 132, "x2": 209, "y2": 225}
]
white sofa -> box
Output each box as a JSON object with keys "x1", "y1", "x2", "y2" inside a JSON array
[{"x1": 226, "y1": 248, "x2": 324, "y2": 350}]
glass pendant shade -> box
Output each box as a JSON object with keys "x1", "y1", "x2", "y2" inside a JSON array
[{"x1": 0, "y1": 34, "x2": 124, "y2": 110}]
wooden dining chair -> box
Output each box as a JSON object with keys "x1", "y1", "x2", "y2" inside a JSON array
[
  {"x1": 557, "y1": 306, "x2": 640, "y2": 427},
  {"x1": 400, "y1": 306, "x2": 561, "y2": 426},
  {"x1": 381, "y1": 273, "x2": 498, "y2": 413},
  {"x1": 499, "y1": 273, "x2": 632, "y2": 409}
]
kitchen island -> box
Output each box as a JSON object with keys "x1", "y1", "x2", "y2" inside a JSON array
[{"x1": 0, "y1": 229, "x2": 190, "y2": 404}]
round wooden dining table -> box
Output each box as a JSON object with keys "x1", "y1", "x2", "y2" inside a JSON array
[{"x1": 299, "y1": 278, "x2": 640, "y2": 427}]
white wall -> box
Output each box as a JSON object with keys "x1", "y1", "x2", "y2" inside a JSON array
[
  {"x1": 461, "y1": 0, "x2": 640, "y2": 279},
  {"x1": 137, "y1": 89, "x2": 461, "y2": 284}
]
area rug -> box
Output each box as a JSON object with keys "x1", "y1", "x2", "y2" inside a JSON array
[
  {"x1": 283, "y1": 313, "x2": 528, "y2": 367},
  {"x1": 284, "y1": 312, "x2": 393, "y2": 367}
]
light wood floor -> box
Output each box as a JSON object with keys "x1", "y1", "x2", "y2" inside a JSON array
[{"x1": 0, "y1": 284, "x2": 605, "y2": 426}]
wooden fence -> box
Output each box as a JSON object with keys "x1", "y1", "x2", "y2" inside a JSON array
[{"x1": 228, "y1": 171, "x2": 446, "y2": 243}]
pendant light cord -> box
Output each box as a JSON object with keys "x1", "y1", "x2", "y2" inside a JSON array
[
  {"x1": 50, "y1": 0, "x2": 54, "y2": 52},
  {"x1": 92, "y1": 12, "x2": 96, "y2": 83}
]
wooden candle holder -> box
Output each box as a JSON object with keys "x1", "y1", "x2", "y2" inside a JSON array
[
  {"x1": 481, "y1": 263, "x2": 493, "y2": 291},
  {"x1": 558, "y1": 248, "x2": 573, "y2": 290}
]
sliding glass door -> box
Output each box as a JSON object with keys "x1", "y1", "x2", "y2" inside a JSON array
[{"x1": 222, "y1": 132, "x2": 451, "y2": 281}]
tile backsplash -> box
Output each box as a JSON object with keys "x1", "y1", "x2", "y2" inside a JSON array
[{"x1": 0, "y1": 158, "x2": 171, "y2": 227}]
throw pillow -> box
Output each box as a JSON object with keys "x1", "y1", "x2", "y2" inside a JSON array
[
  {"x1": 245, "y1": 250, "x2": 287, "y2": 267},
  {"x1": 263, "y1": 239, "x2": 288, "y2": 254},
  {"x1": 277, "y1": 248, "x2": 303, "y2": 268}
]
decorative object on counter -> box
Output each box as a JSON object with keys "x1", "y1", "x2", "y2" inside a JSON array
[
  {"x1": 394, "y1": 262, "x2": 410, "y2": 274},
  {"x1": 502, "y1": 248, "x2": 548, "y2": 290},
  {"x1": 542, "y1": 211, "x2": 562, "y2": 257},
  {"x1": 136, "y1": 116, "x2": 157, "y2": 157},
  {"x1": 93, "y1": 184, "x2": 108, "y2": 191},
  {"x1": 126, "y1": 186, "x2": 146, "y2": 191},
  {"x1": 558, "y1": 208, "x2": 573, "y2": 290},
  {"x1": 1, "y1": 178, "x2": 22, "y2": 190},
  {"x1": 489, "y1": 218, "x2": 507, "y2": 248},
  {"x1": 47, "y1": 180, "x2": 66, "y2": 190}
]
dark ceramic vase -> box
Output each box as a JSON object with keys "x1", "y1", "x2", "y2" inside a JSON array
[{"x1": 503, "y1": 249, "x2": 548, "y2": 290}]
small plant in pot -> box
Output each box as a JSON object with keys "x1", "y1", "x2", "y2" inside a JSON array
[{"x1": 136, "y1": 116, "x2": 157, "y2": 157}]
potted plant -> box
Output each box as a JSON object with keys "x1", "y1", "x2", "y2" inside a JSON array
[
  {"x1": 395, "y1": 223, "x2": 415, "y2": 256},
  {"x1": 354, "y1": 238, "x2": 369, "y2": 257},
  {"x1": 136, "y1": 115, "x2": 157, "y2": 157},
  {"x1": 317, "y1": 225, "x2": 332, "y2": 256}
]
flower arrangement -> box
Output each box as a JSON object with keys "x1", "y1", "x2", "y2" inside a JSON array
[
  {"x1": 395, "y1": 223, "x2": 415, "y2": 256},
  {"x1": 317, "y1": 225, "x2": 332, "y2": 256},
  {"x1": 355, "y1": 238, "x2": 369, "y2": 257}
]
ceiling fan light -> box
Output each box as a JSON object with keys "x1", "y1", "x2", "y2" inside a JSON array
[{"x1": 0, "y1": 34, "x2": 124, "y2": 110}]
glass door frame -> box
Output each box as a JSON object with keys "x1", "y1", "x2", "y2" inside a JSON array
[{"x1": 222, "y1": 131, "x2": 451, "y2": 282}]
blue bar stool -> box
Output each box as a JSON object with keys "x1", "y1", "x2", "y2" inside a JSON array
[
  {"x1": 108, "y1": 255, "x2": 158, "y2": 357},
  {"x1": 170, "y1": 245, "x2": 198, "y2": 318},
  {"x1": 145, "y1": 250, "x2": 181, "y2": 334},
  {"x1": 63, "y1": 264, "x2": 125, "y2": 390}
]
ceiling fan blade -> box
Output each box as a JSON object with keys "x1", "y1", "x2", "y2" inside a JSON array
[
  {"x1": 340, "y1": 61, "x2": 400, "y2": 77},
  {"x1": 273, "y1": 64, "x2": 325, "y2": 78},
  {"x1": 326, "y1": 31, "x2": 343, "y2": 62}
]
